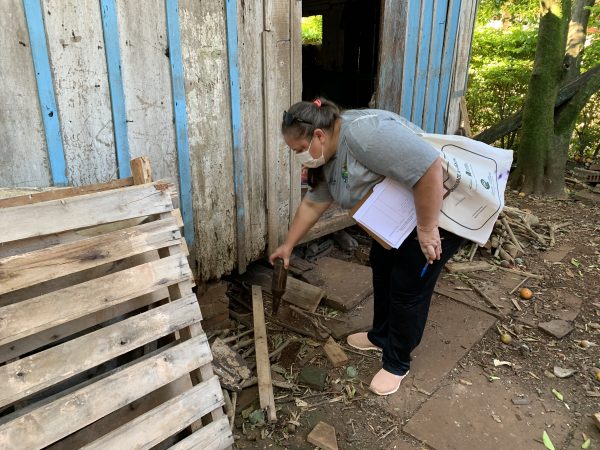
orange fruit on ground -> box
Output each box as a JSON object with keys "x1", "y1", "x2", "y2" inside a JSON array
[{"x1": 519, "y1": 288, "x2": 533, "y2": 300}]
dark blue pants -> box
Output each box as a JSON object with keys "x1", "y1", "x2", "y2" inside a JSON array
[{"x1": 367, "y1": 228, "x2": 465, "y2": 375}]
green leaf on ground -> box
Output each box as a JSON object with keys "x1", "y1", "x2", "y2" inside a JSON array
[
  {"x1": 571, "y1": 258, "x2": 581, "y2": 267},
  {"x1": 581, "y1": 437, "x2": 591, "y2": 449},
  {"x1": 551, "y1": 389, "x2": 564, "y2": 401},
  {"x1": 542, "y1": 430, "x2": 555, "y2": 450}
]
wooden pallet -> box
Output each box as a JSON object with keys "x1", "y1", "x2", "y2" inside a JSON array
[
  {"x1": 574, "y1": 167, "x2": 600, "y2": 184},
  {"x1": 0, "y1": 160, "x2": 232, "y2": 449}
]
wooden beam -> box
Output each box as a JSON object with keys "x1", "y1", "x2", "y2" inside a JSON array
[
  {"x1": 251, "y1": 285, "x2": 277, "y2": 422},
  {"x1": 130, "y1": 156, "x2": 153, "y2": 184},
  {"x1": 300, "y1": 208, "x2": 356, "y2": 244}
]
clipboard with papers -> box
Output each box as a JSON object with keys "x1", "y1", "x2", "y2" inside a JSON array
[{"x1": 349, "y1": 177, "x2": 417, "y2": 250}]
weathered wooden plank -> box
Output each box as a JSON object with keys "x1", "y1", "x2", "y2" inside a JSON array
[
  {"x1": 446, "y1": 0, "x2": 478, "y2": 134},
  {"x1": 0, "y1": 295, "x2": 200, "y2": 409},
  {"x1": 0, "y1": 182, "x2": 173, "y2": 244},
  {"x1": 0, "y1": 178, "x2": 134, "y2": 209},
  {"x1": 263, "y1": 29, "x2": 280, "y2": 257},
  {"x1": 0, "y1": 216, "x2": 148, "y2": 261},
  {"x1": 45, "y1": 375, "x2": 192, "y2": 450},
  {"x1": 264, "y1": 36, "x2": 292, "y2": 256},
  {"x1": 434, "y1": 0, "x2": 462, "y2": 133},
  {"x1": 0, "y1": 254, "x2": 190, "y2": 348},
  {"x1": 0, "y1": 232, "x2": 159, "y2": 308},
  {"x1": 301, "y1": 204, "x2": 356, "y2": 244},
  {"x1": 42, "y1": 0, "x2": 117, "y2": 185},
  {"x1": 0, "y1": 335, "x2": 211, "y2": 450},
  {"x1": 81, "y1": 377, "x2": 224, "y2": 450},
  {"x1": 412, "y1": 0, "x2": 434, "y2": 127},
  {"x1": 274, "y1": 37, "x2": 292, "y2": 246},
  {"x1": 0, "y1": 217, "x2": 179, "y2": 295},
  {"x1": 377, "y1": 0, "x2": 409, "y2": 114},
  {"x1": 238, "y1": 0, "x2": 267, "y2": 267},
  {"x1": 99, "y1": 0, "x2": 131, "y2": 178},
  {"x1": 289, "y1": 0, "x2": 303, "y2": 225},
  {"x1": 266, "y1": 0, "x2": 289, "y2": 41},
  {"x1": 423, "y1": 0, "x2": 448, "y2": 131},
  {"x1": 0, "y1": 0, "x2": 50, "y2": 188},
  {"x1": 115, "y1": 1, "x2": 176, "y2": 182},
  {"x1": 169, "y1": 416, "x2": 233, "y2": 450},
  {"x1": 180, "y1": 0, "x2": 236, "y2": 280},
  {"x1": 225, "y1": 0, "x2": 247, "y2": 272},
  {"x1": 0, "y1": 288, "x2": 168, "y2": 363},
  {"x1": 252, "y1": 286, "x2": 277, "y2": 422}
]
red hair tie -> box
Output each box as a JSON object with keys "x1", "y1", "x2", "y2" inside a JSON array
[{"x1": 313, "y1": 99, "x2": 322, "y2": 108}]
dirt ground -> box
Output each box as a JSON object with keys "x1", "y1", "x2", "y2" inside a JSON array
[{"x1": 226, "y1": 187, "x2": 600, "y2": 450}]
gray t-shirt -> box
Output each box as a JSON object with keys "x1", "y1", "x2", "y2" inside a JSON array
[{"x1": 306, "y1": 109, "x2": 440, "y2": 209}]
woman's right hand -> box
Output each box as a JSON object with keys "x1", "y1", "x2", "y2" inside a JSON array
[{"x1": 269, "y1": 244, "x2": 293, "y2": 269}]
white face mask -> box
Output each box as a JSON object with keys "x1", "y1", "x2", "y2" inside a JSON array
[{"x1": 295, "y1": 136, "x2": 325, "y2": 168}]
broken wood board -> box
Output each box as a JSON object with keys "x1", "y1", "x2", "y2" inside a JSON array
[
  {"x1": 273, "y1": 306, "x2": 330, "y2": 340},
  {"x1": 251, "y1": 286, "x2": 277, "y2": 422},
  {"x1": 236, "y1": 263, "x2": 324, "y2": 313},
  {"x1": 323, "y1": 337, "x2": 349, "y2": 368},
  {"x1": 327, "y1": 295, "x2": 374, "y2": 340},
  {"x1": 307, "y1": 421, "x2": 338, "y2": 450},
  {"x1": 210, "y1": 338, "x2": 252, "y2": 391},
  {"x1": 315, "y1": 257, "x2": 373, "y2": 312}
]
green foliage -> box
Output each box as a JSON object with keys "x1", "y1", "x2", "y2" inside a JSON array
[
  {"x1": 469, "y1": 0, "x2": 600, "y2": 160},
  {"x1": 476, "y1": 0, "x2": 540, "y2": 26},
  {"x1": 467, "y1": 25, "x2": 537, "y2": 148},
  {"x1": 301, "y1": 15, "x2": 323, "y2": 45}
]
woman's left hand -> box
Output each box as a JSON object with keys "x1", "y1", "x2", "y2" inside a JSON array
[{"x1": 417, "y1": 226, "x2": 442, "y2": 264}]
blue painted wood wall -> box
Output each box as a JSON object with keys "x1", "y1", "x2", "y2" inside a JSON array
[{"x1": 381, "y1": 0, "x2": 476, "y2": 134}]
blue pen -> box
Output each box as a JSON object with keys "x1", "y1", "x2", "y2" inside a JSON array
[{"x1": 420, "y1": 261, "x2": 429, "y2": 278}]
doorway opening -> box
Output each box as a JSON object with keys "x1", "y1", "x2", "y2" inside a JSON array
[{"x1": 301, "y1": 0, "x2": 382, "y2": 109}]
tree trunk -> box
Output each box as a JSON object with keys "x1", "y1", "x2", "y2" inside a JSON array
[
  {"x1": 546, "y1": 0, "x2": 596, "y2": 196},
  {"x1": 564, "y1": 0, "x2": 595, "y2": 81},
  {"x1": 545, "y1": 133, "x2": 571, "y2": 196},
  {"x1": 511, "y1": 0, "x2": 571, "y2": 194}
]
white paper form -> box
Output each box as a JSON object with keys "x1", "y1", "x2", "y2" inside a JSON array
[{"x1": 352, "y1": 177, "x2": 417, "y2": 248}]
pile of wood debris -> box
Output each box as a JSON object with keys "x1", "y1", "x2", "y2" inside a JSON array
[{"x1": 465, "y1": 206, "x2": 570, "y2": 267}]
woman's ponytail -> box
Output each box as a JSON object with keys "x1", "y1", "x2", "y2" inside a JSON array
[{"x1": 281, "y1": 98, "x2": 341, "y2": 139}]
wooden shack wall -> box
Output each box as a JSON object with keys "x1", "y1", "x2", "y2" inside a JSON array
[
  {"x1": 0, "y1": 0, "x2": 476, "y2": 280},
  {"x1": 377, "y1": 0, "x2": 478, "y2": 134}
]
